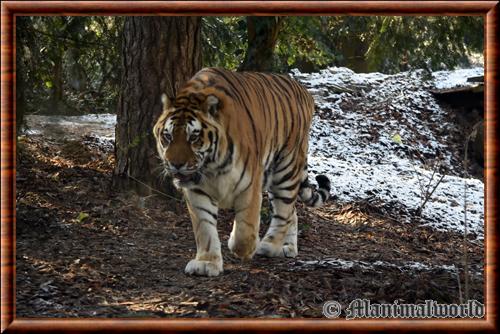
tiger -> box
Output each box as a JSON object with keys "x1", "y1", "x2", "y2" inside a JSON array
[{"x1": 153, "y1": 67, "x2": 330, "y2": 277}]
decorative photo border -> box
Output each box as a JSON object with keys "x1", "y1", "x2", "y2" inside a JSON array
[{"x1": 1, "y1": 1, "x2": 497, "y2": 332}]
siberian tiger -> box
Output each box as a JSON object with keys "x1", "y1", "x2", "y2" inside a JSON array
[{"x1": 153, "y1": 68, "x2": 330, "y2": 276}]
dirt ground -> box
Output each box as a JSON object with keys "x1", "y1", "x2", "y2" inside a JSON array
[{"x1": 16, "y1": 135, "x2": 484, "y2": 318}]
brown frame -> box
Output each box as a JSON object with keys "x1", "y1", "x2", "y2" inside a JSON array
[{"x1": 1, "y1": 1, "x2": 498, "y2": 332}]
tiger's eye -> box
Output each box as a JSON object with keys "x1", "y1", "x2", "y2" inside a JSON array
[
  {"x1": 189, "y1": 133, "x2": 200, "y2": 143},
  {"x1": 163, "y1": 132, "x2": 172, "y2": 142}
]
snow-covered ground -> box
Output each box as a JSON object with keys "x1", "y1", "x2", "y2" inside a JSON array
[
  {"x1": 23, "y1": 67, "x2": 484, "y2": 240},
  {"x1": 292, "y1": 67, "x2": 484, "y2": 240},
  {"x1": 293, "y1": 257, "x2": 483, "y2": 278},
  {"x1": 432, "y1": 68, "x2": 483, "y2": 89},
  {"x1": 25, "y1": 113, "x2": 116, "y2": 141}
]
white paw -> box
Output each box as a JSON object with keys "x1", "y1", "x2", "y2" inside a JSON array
[
  {"x1": 184, "y1": 259, "x2": 223, "y2": 277},
  {"x1": 283, "y1": 243, "x2": 298, "y2": 258},
  {"x1": 256, "y1": 241, "x2": 284, "y2": 257}
]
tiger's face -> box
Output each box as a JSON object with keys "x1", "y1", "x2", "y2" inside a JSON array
[{"x1": 153, "y1": 94, "x2": 222, "y2": 187}]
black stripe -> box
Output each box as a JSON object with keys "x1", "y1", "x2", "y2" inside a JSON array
[
  {"x1": 233, "y1": 154, "x2": 249, "y2": 193},
  {"x1": 277, "y1": 180, "x2": 301, "y2": 192},
  {"x1": 272, "y1": 196, "x2": 295, "y2": 204},
  {"x1": 213, "y1": 84, "x2": 235, "y2": 100},
  {"x1": 273, "y1": 75, "x2": 295, "y2": 98},
  {"x1": 200, "y1": 219, "x2": 216, "y2": 227},
  {"x1": 211, "y1": 131, "x2": 219, "y2": 161},
  {"x1": 208, "y1": 131, "x2": 214, "y2": 145},
  {"x1": 267, "y1": 79, "x2": 289, "y2": 137},
  {"x1": 216, "y1": 139, "x2": 233, "y2": 170},
  {"x1": 235, "y1": 177, "x2": 253, "y2": 198},
  {"x1": 274, "y1": 164, "x2": 300, "y2": 186},
  {"x1": 263, "y1": 150, "x2": 273, "y2": 171},
  {"x1": 190, "y1": 188, "x2": 216, "y2": 206},
  {"x1": 250, "y1": 74, "x2": 270, "y2": 124},
  {"x1": 211, "y1": 69, "x2": 260, "y2": 158},
  {"x1": 195, "y1": 206, "x2": 217, "y2": 221},
  {"x1": 274, "y1": 154, "x2": 294, "y2": 174},
  {"x1": 211, "y1": 69, "x2": 245, "y2": 105},
  {"x1": 236, "y1": 77, "x2": 261, "y2": 157}
]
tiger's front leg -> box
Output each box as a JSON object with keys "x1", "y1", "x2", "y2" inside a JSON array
[
  {"x1": 228, "y1": 181, "x2": 261, "y2": 260},
  {"x1": 184, "y1": 189, "x2": 223, "y2": 276}
]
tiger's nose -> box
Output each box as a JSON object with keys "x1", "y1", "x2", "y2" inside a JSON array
[{"x1": 170, "y1": 162, "x2": 184, "y2": 170}]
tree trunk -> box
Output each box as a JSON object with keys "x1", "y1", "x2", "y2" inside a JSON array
[
  {"x1": 238, "y1": 17, "x2": 283, "y2": 72},
  {"x1": 16, "y1": 18, "x2": 27, "y2": 136},
  {"x1": 114, "y1": 17, "x2": 202, "y2": 195},
  {"x1": 50, "y1": 55, "x2": 64, "y2": 114}
]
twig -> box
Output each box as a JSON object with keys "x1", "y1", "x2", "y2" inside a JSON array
[
  {"x1": 455, "y1": 265, "x2": 463, "y2": 304},
  {"x1": 409, "y1": 160, "x2": 426, "y2": 205},
  {"x1": 417, "y1": 173, "x2": 445, "y2": 216},
  {"x1": 406, "y1": 146, "x2": 444, "y2": 216},
  {"x1": 462, "y1": 125, "x2": 476, "y2": 302},
  {"x1": 127, "y1": 174, "x2": 182, "y2": 203},
  {"x1": 459, "y1": 121, "x2": 481, "y2": 302}
]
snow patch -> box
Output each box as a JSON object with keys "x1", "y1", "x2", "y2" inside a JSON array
[
  {"x1": 432, "y1": 67, "x2": 484, "y2": 89},
  {"x1": 24, "y1": 113, "x2": 116, "y2": 142},
  {"x1": 293, "y1": 258, "x2": 481, "y2": 276},
  {"x1": 292, "y1": 67, "x2": 484, "y2": 239}
]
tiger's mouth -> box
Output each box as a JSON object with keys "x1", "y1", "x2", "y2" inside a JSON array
[{"x1": 171, "y1": 172, "x2": 201, "y2": 185}]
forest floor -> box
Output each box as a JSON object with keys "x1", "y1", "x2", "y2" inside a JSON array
[{"x1": 16, "y1": 67, "x2": 485, "y2": 318}]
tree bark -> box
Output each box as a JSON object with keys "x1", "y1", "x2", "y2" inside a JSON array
[
  {"x1": 114, "y1": 17, "x2": 202, "y2": 195},
  {"x1": 238, "y1": 17, "x2": 283, "y2": 72},
  {"x1": 49, "y1": 55, "x2": 64, "y2": 113}
]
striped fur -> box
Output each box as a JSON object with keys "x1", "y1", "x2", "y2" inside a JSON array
[{"x1": 153, "y1": 68, "x2": 330, "y2": 276}]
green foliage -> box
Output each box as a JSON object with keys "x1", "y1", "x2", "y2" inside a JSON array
[
  {"x1": 17, "y1": 16, "x2": 123, "y2": 115},
  {"x1": 202, "y1": 17, "x2": 246, "y2": 70},
  {"x1": 363, "y1": 16, "x2": 483, "y2": 73},
  {"x1": 76, "y1": 212, "x2": 89, "y2": 222},
  {"x1": 202, "y1": 16, "x2": 483, "y2": 74},
  {"x1": 17, "y1": 16, "x2": 483, "y2": 120},
  {"x1": 275, "y1": 17, "x2": 335, "y2": 72},
  {"x1": 392, "y1": 133, "x2": 403, "y2": 145}
]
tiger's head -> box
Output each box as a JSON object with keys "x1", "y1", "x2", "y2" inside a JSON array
[{"x1": 153, "y1": 93, "x2": 224, "y2": 187}]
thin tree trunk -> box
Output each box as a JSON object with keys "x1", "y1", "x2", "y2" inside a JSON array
[
  {"x1": 16, "y1": 36, "x2": 26, "y2": 136},
  {"x1": 50, "y1": 55, "x2": 64, "y2": 113},
  {"x1": 238, "y1": 17, "x2": 283, "y2": 72},
  {"x1": 114, "y1": 17, "x2": 201, "y2": 196}
]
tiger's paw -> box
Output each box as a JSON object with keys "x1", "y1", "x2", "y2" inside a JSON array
[
  {"x1": 185, "y1": 259, "x2": 223, "y2": 277},
  {"x1": 257, "y1": 241, "x2": 298, "y2": 258},
  {"x1": 256, "y1": 241, "x2": 284, "y2": 257},
  {"x1": 282, "y1": 243, "x2": 298, "y2": 258},
  {"x1": 228, "y1": 232, "x2": 257, "y2": 260}
]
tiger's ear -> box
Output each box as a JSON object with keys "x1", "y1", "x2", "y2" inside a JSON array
[
  {"x1": 161, "y1": 93, "x2": 173, "y2": 111},
  {"x1": 204, "y1": 95, "x2": 220, "y2": 117}
]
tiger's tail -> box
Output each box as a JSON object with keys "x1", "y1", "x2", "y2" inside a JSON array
[{"x1": 298, "y1": 172, "x2": 331, "y2": 207}]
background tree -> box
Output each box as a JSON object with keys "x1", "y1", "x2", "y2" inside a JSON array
[
  {"x1": 16, "y1": 16, "x2": 483, "y2": 122},
  {"x1": 113, "y1": 17, "x2": 201, "y2": 195},
  {"x1": 16, "y1": 17, "x2": 30, "y2": 134},
  {"x1": 361, "y1": 16, "x2": 484, "y2": 73},
  {"x1": 238, "y1": 16, "x2": 284, "y2": 71},
  {"x1": 15, "y1": 16, "x2": 123, "y2": 118}
]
